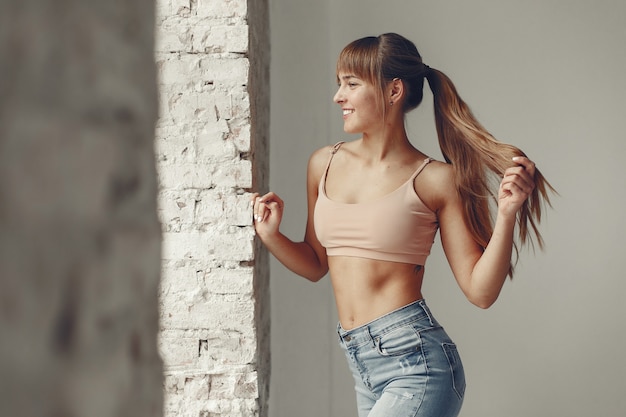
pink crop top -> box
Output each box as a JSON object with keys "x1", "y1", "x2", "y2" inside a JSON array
[{"x1": 314, "y1": 142, "x2": 439, "y2": 265}]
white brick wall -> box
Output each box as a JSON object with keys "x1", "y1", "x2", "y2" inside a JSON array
[{"x1": 155, "y1": 1, "x2": 269, "y2": 416}]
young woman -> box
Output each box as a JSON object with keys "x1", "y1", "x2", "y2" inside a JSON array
[{"x1": 251, "y1": 33, "x2": 553, "y2": 417}]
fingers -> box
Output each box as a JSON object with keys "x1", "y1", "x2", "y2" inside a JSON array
[
  {"x1": 500, "y1": 178, "x2": 530, "y2": 199},
  {"x1": 257, "y1": 192, "x2": 284, "y2": 208},
  {"x1": 499, "y1": 157, "x2": 537, "y2": 210},
  {"x1": 250, "y1": 191, "x2": 284, "y2": 223},
  {"x1": 512, "y1": 156, "x2": 536, "y2": 178},
  {"x1": 506, "y1": 157, "x2": 536, "y2": 192},
  {"x1": 501, "y1": 172, "x2": 534, "y2": 195}
]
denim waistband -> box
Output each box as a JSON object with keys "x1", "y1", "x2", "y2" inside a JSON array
[{"x1": 337, "y1": 299, "x2": 438, "y2": 348}]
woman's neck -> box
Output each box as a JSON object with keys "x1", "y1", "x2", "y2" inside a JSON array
[{"x1": 360, "y1": 127, "x2": 413, "y2": 162}]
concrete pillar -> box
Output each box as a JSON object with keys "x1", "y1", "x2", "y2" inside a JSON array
[{"x1": 0, "y1": 1, "x2": 163, "y2": 416}]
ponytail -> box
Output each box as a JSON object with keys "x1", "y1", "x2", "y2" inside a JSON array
[{"x1": 425, "y1": 68, "x2": 555, "y2": 277}]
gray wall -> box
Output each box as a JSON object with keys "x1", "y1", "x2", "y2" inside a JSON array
[{"x1": 270, "y1": 1, "x2": 626, "y2": 416}]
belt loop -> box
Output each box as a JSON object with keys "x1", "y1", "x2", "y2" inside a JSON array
[
  {"x1": 338, "y1": 323, "x2": 354, "y2": 344},
  {"x1": 419, "y1": 300, "x2": 434, "y2": 326},
  {"x1": 366, "y1": 326, "x2": 377, "y2": 348}
]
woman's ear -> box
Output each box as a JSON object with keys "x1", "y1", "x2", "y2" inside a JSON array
[{"x1": 388, "y1": 78, "x2": 405, "y2": 106}]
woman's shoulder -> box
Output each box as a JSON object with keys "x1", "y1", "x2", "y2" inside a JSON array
[
  {"x1": 307, "y1": 142, "x2": 343, "y2": 186},
  {"x1": 415, "y1": 159, "x2": 458, "y2": 210},
  {"x1": 308, "y1": 141, "x2": 349, "y2": 169},
  {"x1": 413, "y1": 156, "x2": 451, "y2": 180},
  {"x1": 424, "y1": 159, "x2": 454, "y2": 182},
  {"x1": 309, "y1": 144, "x2": 333, "y2": 167}
]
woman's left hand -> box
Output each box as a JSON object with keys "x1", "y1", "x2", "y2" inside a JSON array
[{"x1": 498, "y1": 156, "x2": 536, "y2": 216}]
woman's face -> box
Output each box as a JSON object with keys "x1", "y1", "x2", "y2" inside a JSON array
[{"x1": 333, "y1": 73, "x2": 384, "y2": 134}]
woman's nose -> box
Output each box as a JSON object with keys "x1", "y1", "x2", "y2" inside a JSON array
[{"x1": 333, "y1": 87, "x2": 343, "y2": 104}]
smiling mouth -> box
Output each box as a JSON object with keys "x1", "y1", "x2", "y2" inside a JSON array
[{"x1": 342, "y1": 109, "x2": 354, "y2": 116}]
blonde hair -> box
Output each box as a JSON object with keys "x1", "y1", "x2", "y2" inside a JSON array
[{"x1": 337, "y1": 33, "x2": 555, "y2": 277}]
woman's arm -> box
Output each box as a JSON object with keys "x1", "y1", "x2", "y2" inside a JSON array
[
  {"x1": 434, "y1": 157, "x2": 536, "y2": 308},
  {"x1": 251, "y1": 147, "x2": 330, "y2": 282}
]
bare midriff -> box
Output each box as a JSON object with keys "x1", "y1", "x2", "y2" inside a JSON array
[{"x1": 328, "y1": 256, "x2": 425, "y2": 330}]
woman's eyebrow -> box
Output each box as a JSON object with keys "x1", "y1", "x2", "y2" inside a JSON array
[{"x1": 337, "y1": 74, "x2": 359, "y2": 83}]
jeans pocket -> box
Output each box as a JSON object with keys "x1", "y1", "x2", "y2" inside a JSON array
[
  {"x1": 374, "y1": 325, "x2": 421, "y2": 357},
  {"x1": 442, "y1": 342, "x2": 466, "y2": 399}
]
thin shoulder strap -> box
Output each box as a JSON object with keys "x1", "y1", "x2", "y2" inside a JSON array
[
  {"x1": 410, "y1": 157, "x2": 433, "y2": 180},
  {"x1": 331, "y1": 141, "x2": 345, "y2": 154},
  {"x1": 324, "y1": 141, "x2": 345, "y2": 171},
  {"x1": 319, "y1": 141, "x2": 345, "y2": 191}
]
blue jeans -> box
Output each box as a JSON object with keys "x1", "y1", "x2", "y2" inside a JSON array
[{"x1": 337, "y1": 300, "x2": 465, "y2": 417}]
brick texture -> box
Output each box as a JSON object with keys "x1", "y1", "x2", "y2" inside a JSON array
[{"x1": 155, "y1": 0, "x2": 270, "y2": 416}]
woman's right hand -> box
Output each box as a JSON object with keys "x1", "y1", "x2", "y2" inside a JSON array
[{"x1": 250, "y1": 191, "x2": 285, "y2": 239}]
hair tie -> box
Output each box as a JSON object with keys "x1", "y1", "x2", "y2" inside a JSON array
[{"x1": 422, "y1": 64, "x2": 431, "y2": 77}]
